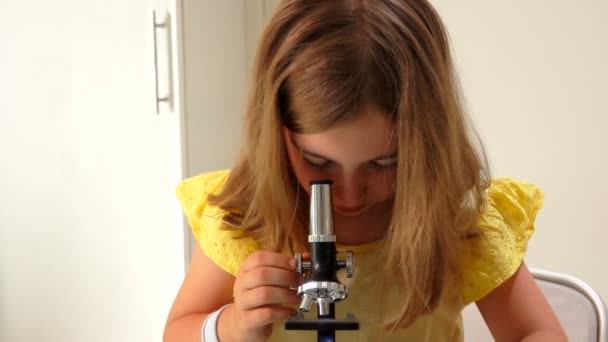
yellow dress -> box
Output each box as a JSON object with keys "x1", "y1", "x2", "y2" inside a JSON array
[{"x1": 176, "y1": 169, "x2": 543, "y2": 341}]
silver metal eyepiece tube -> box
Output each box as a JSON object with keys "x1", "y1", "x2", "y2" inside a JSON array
[{"x1": 310, "y1": 181, "x2": 334, "y2": 237}]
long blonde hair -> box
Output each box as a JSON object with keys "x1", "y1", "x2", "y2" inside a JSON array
[{"x1": 209, "y1": 0, "x2": 490, "y2": 330}]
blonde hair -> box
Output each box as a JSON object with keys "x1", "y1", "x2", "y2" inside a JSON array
[{"x1": 209, "y1": 0, "x2": 490, "y2": 330}]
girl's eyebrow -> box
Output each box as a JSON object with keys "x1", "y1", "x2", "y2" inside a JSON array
[{"x1": 294, "y1": 142, "x2": 397, "y2": 163}]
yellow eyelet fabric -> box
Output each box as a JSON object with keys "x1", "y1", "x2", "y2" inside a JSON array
[
  {"x1": 175, "y1": 169, "x2": 259, "y2": 275},
  {"x1": 461, "y1": 178, "x2": 543, "y2": 305}
]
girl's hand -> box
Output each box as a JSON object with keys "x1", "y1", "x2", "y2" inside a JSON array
[{"x1": 228, "y1": 251, "x2": 300, "y2": 341}]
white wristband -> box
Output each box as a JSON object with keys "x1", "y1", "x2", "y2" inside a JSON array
[{"x1": 202, "y1": 304, "x2": 231, "y2": 342}]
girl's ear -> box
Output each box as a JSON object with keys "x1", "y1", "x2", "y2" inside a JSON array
[{"x1": 283, "y1": 127, "x2": 295, "y2": 153}]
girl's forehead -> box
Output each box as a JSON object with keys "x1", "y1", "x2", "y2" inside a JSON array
[{"x1": 289, "y1": 112, "x2": 396, "y2": 162}]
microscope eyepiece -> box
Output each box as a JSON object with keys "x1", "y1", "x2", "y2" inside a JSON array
[{"x1": 309, "y1": 181, "x2": 336, "y2": 240}]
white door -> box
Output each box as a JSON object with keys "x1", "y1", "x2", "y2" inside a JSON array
[{"x1": 0, "y1": 0, "x2": 186, "y2": 341}]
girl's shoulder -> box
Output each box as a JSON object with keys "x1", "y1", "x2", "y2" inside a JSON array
[
  {"x1": 176, "y1": 169, "x2": 231, "y2": 200},
  {"x1": 175, "y1": 169, "x2": 231, "y2": 231},
  {"x1": 176, "y1": 169, "x2": 260, "y2": 276},
  {"x1": 461, "y1": 178, "x2": 544, "y2": 304}
]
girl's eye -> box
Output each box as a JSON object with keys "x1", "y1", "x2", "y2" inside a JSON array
[
  {"x1": 304, "y1": 157, "x2": 331, "y2": 170},
  {"x1": 371, "y1": 159, "x2": 397, "y2": 170}
]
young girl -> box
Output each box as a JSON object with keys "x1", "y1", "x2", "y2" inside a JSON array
[{"x1": 164, "y1": 1, "x2": 567, "y2": 341}]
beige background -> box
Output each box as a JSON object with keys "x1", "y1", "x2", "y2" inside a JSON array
[{"x1": 431, "y1": 0, "x2": 608, "y2": 300}]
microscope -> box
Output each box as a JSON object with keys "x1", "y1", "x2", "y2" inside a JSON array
[{"x1": 285, "y1": 180, "x2": 359, "y2": 341}]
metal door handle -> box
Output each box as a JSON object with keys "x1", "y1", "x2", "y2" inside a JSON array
[{"x1": 151, "y1": 10, "x2": 171, "y2": 114}]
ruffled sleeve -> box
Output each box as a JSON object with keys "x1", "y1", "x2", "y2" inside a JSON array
[
  {"x1": 175, "y1": 169, "x2": 259, "y2": 276},
  {"x1": 461, "y1": 178, "x2": 544, "y2": 305}
]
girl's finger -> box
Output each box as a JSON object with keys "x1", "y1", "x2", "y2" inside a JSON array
[
  {"x1": 239, "y1": 267, "x2": 299, "y2": 291},
  {"x1": 240, "y1": 251, "x2": 296, "y2": 273},
  {"x1": 239, "y1": 286, "x2": 300, "y2": 310}
]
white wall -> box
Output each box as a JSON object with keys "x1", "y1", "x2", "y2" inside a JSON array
[
  {"x1": 181, "y1": 1, "x2": 248, "y2": 178},
  {"x1": 432, "y1": 0, "x2": 608, "y2": 300},
  {"x1": 180, "y1": 1, "x2": 253, "y2": 258}
]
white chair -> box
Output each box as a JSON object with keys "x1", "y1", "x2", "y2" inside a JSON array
[{"x1": 462, "y1": 268, "x2": 608, "y2": 342}]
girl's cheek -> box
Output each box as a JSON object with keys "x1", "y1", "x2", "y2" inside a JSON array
[{"x1": 370, "y1": 171, "x2": 397, "y2": 199}]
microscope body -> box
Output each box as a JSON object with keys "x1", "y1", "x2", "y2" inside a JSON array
[{"x1": 285, "y1": 180, "x2": 359, "y2": 337}]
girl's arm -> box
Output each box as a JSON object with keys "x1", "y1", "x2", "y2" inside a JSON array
[
  {"x1": 476, "y1": 262, "x2": 568, "y2": 341},
  {"x1": 163, "y1": 245, "x2": 236, "y2": 342},
  {"x1": 163, "y1": 246, "x2": 299, "y2": 342}
]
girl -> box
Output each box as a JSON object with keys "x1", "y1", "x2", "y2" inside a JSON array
[{"x1": 164, "y1": 0, "x2": 567, "y2": 341}]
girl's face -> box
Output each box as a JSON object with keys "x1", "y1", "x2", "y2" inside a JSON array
[{"x1": 284, "y1": 109, "x2": 397, "y2": 219}]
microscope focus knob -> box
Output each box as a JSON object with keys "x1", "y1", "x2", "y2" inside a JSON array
[
  {"x1": 295, "y1": 253, "x2": 304, "y2": 275},
  {"x1": 345, "y1": 251, "x2": 354, "y2": 278},
  {"x1": 294, "y1": 253, "x2": 312, "y2": 276}
]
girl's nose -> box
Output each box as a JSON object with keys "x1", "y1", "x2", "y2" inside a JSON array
[{"x1": 332, "y1": 172, "x2": 366, "y2": 207}]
